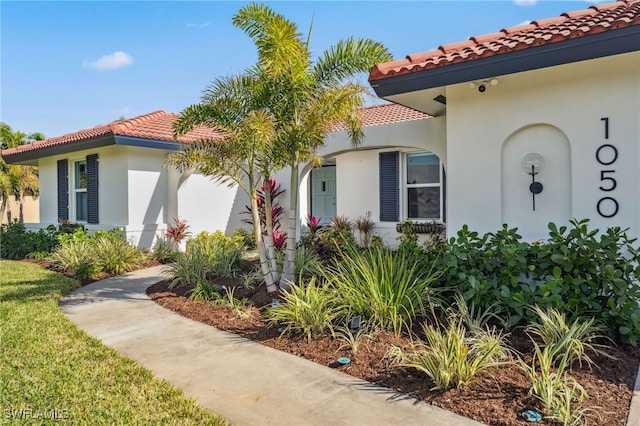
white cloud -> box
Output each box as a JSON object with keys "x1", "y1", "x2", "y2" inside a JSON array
[
  {"x1": 517, "y1": 20, "x2": 532, "y2": 26},
  {"x1": 186, "y1": 22, "x2": 211, "y2": 28},
  {"x1": 83, "y1": 51, "x2": 133, "y2": 71},
  {"x1": 513, "y1": 0, "x2": 537, "y2": 6}
]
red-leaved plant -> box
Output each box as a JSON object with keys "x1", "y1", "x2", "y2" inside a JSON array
[
  {"x1": 242, "y1": 179, "x2": 285, "y2": 232},
  {"x1": 306, "y1": 214, "x2": 322, "y2": 236},
  {"x1": 166, "y1": 217, "x2": 191, "y2": 248}
]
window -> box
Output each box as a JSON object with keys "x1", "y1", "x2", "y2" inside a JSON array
[
  {"x1": 378, "y1": 151, "x2": 445, "y2": 223},
  {"x1": 74, "y1": 160, "x2": 88, "y2": 222},
  {"x1": 405, "y1": 152, "x2": 443, "y2": 221},
  {"x1": 58, "y1": 155, "x2": 98, "y2": 224}
]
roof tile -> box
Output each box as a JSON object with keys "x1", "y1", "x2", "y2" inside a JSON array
[
  {"x1": 369, "y1": 0, "x2": 640, "y2": 81},
  {"x1": 2, "y1": 105, "x2": 429, "y2": 159},
  {"x1": 1, "y1": 110, "x2": 222, "y2": 158},
  {"x1": 333, "y1": 103, "x2": 430, "y2": 132}
]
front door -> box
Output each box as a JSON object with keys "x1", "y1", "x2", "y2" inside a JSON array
[{"x1": 310, "y1": 166, "x2": 336, "y2": 225}]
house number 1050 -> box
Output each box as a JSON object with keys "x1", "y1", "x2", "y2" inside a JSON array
[{"x1": 596, "y1": 117, "x2": 619, "y2": 218}]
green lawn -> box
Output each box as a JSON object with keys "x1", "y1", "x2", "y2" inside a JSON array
[{"x1": 0, "y1": 260, "x2": 228, "y2": 425}]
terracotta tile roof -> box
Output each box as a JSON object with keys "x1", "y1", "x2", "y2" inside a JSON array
[
  {"x1": 369, "y1": 0, "x2": 640, "y2": 81},
  {"x1": 1, "y1": 110, "x2": 223, "y2": 158},
  {"x1": 3, "y1": 105, "x2": 429, "y2": 159},
  {"x1": 332, "y1": 103, "x2": 430, "y2": 131}
]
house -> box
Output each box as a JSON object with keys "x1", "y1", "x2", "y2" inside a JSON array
[
  {"x1": 1, "y1": 112, "x2": 231, "y2": 247},
  {"x1": 4, "y1": 0, "x2": 638, "y2": 247},
  {"x1": 366, "y1": 0, "x2": 640, "y2": 241},
  {"x1": 1, "y1": 106, "x2": 431, "y2": 248}
]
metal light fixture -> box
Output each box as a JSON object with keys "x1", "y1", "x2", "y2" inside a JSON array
[{"x1": 521, "y1": 153, "x2": 544, "y2": 211}]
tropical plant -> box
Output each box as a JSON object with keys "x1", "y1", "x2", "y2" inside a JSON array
[
  {"x1": 167, "y1": 251, "x2": 213, "y2": 290},
  {"x1": 47, "y1": 238, "x2": 93, "y2": 273},
  {"x1": 89, "y1": 234, "x2": 143, "y2": 275},
  {"x1": 526, "y1": 306, "x2": 612, "y2": 368},
  {"x1": 335, "y1": 325, "x2": 373, "y2": 355},
  {"x1": 214, "y1": 287, "x2": 252, "y2": 319},
  {"x1": 229, "y1": 3, "x2": 392, "y2": 287},
  {"x1": 401, "y1": 318, "x2": 509, "y2": 391},
  {"x1": 518, "y1": 340, "x2": 589, "y2": 421},
  {"x1": 152, "y1": 237, "x2": 180, "y2": 263},
  {"x1": 324, "y1": 243, "x2": 442, "y2": 335},
  {"x1": 190, "y1": 280, "x2": 220, "y2": 301},
  {"x1": 242, "y1": 178, "x2": 285, "y2": 233},
  {"x1": 166, "y1": 72, "x2": 282, "y2": 291},
  {"x1": 317, "y1": 217, "x2": 357, "y2": 259},
  {"x1": 276, "y1": 245, "x2": 322, "y2": 281},
  {"x1": 187, "y1": 231, "x2": 246, "y2": 278},
  {"x1": 238, "y1": 269, "x2": 260, "y2": 289},
  {"x1": 0, "y1": 222, "x2": 59, "y2": 259},
  {"x1": 165, "y1": 217, "x2": 192, "y2": 249},
  {"x1": 0, "y1": 123, "x2": 43, "y2": 223},
  {"x1": 266, "y1": 278, "x2": 339, "y2": 341},
  {"x1": 354, "y1": 216, "x2": 374, "y2": 247}
]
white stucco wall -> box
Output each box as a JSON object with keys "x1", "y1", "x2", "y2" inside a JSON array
[
  {"x1": 443, "y1": 51, "x2": 640, "y2": 241},
  {"x1": 37, "y1": 145, "x2": 129, "y2": 229},
  {"x1": 306, "y1": 117, "x2": 446, "y2": 246},
  {"x1": 176, "y1": 172, "x2": 241, "y2": 237}
]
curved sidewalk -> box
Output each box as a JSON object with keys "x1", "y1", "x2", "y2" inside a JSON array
[{"x1": 60, "y1": 265, "x2": 483, "y2": 426}]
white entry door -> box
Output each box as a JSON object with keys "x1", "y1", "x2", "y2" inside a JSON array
[{"x1": 310, "y1": 166, "x2": 336, "y2": 225}]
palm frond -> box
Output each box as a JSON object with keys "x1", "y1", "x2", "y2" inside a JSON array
[{"x1": 313, "y1": 37, "x2": 392, "y2": 84}]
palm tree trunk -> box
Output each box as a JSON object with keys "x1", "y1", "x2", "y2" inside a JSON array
[
  {"x1": 251, "y1": 193, "x2": 277, "y2": 292},
  {"x1": 279, "y1": 162, "x2": 299, "y2": 290}
]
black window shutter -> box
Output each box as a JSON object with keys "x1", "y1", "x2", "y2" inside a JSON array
[
  {"x1": 57, "y1": 159, "x2": 69, "y2": 222},
  {"x1": 87, "y1": 154, "x2": 99, "y2": 224},
  {"x1": 379, "y1": 151, "x2": 399, "y2": 222}
]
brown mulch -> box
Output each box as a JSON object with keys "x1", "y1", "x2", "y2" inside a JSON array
[{"x1": 146, "y1": 278, "x2": 640, "y2": 426}]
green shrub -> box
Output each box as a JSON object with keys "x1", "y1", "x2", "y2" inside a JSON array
[
  {"x1": 90, "y1": 234, "x2": 143, "y2": 275},
  {"x1": 190, "y1": 280, "x2": 220, "y2": 301},
  {"x1": 315, "y1": 216, "x2": 357, "y2": 260},
  {"x1": 324, "y1": 243, "x2": 442, "y2": 335},
  {"x1": 168, "y1": 251, "x2": 213, "y2": 290},
  {"x1": 233, "y1": 228, "x2": 256, "y2": 249},
  {"x1": 47, "y1": 239, "x2": 93, "y2": 273},
  {"x1": 152, "y1": 237, "x2": 179, "y2": 263},
  {"x1": 267, "y1": 278, "x2": 339, "y2": 341},
  {"x1": 276, "y1": 246, "x2": 322, "y2": 281},
  {"x1": 187, "y1": 231, "x2": 246, "y2": 277},
  {"x1": 0, "y1": 222, "x2": 60, "y2": 259},
  {"x1": 533, "y1": 220, "x2": 640, "y2": 345},
  {"x1": 438, "y1": 220, "x2": 640, "y2": 345}
]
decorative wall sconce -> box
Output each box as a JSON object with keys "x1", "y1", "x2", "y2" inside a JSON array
[{"x1": 521, "y1": 153, "x2": 544, "y2": 211}]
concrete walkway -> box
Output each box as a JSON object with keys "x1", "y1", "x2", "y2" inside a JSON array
[{"x1": 60, "y1": 266, "x2": 484, "y2": 426}]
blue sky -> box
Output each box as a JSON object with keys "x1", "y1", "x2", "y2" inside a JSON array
[{"x1": 2, "y1": 1, "x2": 596, "y2": 138}]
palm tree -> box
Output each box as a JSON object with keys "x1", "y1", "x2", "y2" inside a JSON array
[
  {"x1": 0, "y1": 123, "x2": 42, "y2": 223},
  {"x1": 232, "y1": 3, "x2": 392, "y2": 287},
  {"x1": 167, "y1": 74, "x2": 284, "y2": 292}
]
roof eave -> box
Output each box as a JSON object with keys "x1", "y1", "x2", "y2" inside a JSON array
[
  {"x1": 2, "y1": 135, "x2": 186, "y2": 165},
  {"x1": 370, "y1": 25, "x2": 640, "y2": 98},
  {"x1": 2, "y1": 135, "x2": 116, "y2": 165},
  {"x1": 113, "y1": 135, "x2": 184, "y2": 151}
]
